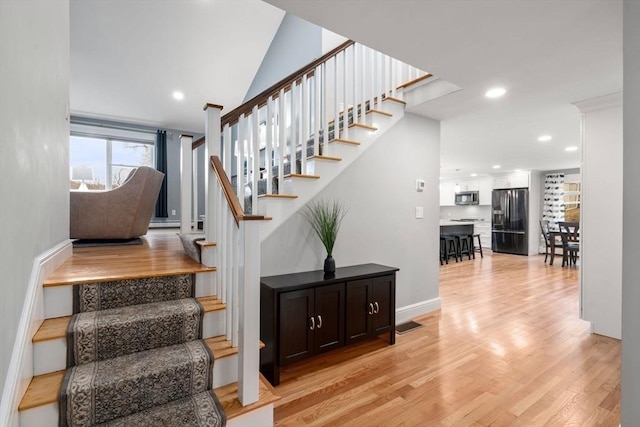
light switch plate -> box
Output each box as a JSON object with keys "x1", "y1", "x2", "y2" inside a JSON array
[
  {"x1": 415, "y1": 206, "x2": 424, "y2": 219},
  {"x1": 416, "y1": 179, "x2": 425, "y2": 192}
]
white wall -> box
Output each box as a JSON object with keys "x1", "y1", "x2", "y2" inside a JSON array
[
  {"x1": 0, "y1": 0, "x2": 70, "y2": 397},
  {"x1": 243, "y1": 13, "x2": 322, "y2": 102},
  {"x1": 575, "y1": 93, "x2": 623, "y2": 340},
  {"x1": 261, "y1": 113, "x2": 440, "y2": 311},
  {"x1": 622, "y1": 0, "x2": 640, "y2": 423}
]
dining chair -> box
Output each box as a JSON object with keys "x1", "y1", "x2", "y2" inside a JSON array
[{"x1": 558, "y1": 221, "x2": 580, "y2": 267}]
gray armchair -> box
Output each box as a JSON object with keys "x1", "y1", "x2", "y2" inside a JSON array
[{"x1": 70, "y1": 166, "x2": 165, "y2": 240}]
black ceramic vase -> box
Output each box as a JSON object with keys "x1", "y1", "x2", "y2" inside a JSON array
[{"x1": 324, "y1": 255, "x2": 336, "y2": 274}]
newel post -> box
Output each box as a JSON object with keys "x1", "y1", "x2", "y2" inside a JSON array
[
  {"x1": 203, "y1": 103, "x2": 223, "y2": 244},
  {"x1": 179, "y1": 134, "x2": 193, "y2": 233},
  {"x1": 237, "y1": 219, "x2": 261, "y2": 405}
]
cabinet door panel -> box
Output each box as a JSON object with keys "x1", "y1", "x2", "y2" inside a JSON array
[
  {"x1": 345, "y1": 279, "x2": 371, "y2": 344},
  {"x1": 371, "y1": 275, "x2": 394, "y2": 336},
  {"x1": 314, "y1": 283, "x2": 345, "y2": 353},
  {"x1": 279, "y1": 289, "x2": 314, "y2": 365}
]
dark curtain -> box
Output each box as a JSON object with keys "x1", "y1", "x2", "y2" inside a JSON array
[{"x1": 155, "y1": 130, "x2": 168, "y2": 218}]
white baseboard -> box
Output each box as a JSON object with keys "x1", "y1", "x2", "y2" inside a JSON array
[
  {"x1": 0, "y1": 240, "x2": 73, "y2": 427},
  {"x1": 396, "y1": 297, "x2": 442, "y2": 325}
]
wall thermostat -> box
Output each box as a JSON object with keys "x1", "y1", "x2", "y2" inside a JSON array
[{"x1": 416, "y1": 179, "x2": 425, "y2": 192}]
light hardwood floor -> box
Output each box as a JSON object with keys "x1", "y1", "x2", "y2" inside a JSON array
[{"x1": 273, "y1": 253, "x2": 620, "y2": 426}]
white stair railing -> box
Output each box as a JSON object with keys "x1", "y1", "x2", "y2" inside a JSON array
[
  {"x1": 178, "y1": 41, "x2": 429, "y2": 408},
  {"x1": 218, "y1": 41, "x2": 428, "y2": 213}
]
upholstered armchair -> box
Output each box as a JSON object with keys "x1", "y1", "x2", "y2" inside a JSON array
[{"x1": 70, "y1": 166, "x2": 165, "y2": 240}]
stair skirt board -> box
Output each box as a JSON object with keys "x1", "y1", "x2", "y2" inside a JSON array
[{"x1": 34, "y1": 310, "x2": 226, "y2": 376}]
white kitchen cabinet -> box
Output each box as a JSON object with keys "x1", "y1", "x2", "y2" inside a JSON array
[
  {"x1": 439, "y1": 181, "x2": 456, "y2": 206},
  {"x1": 474, "y1": 222, "x2": 492, "y2": 249},
  {"x1": 478, "y1": 177, "x2": 493, "y2": 205},
  {"x1": 457, "y1": 179, "x2": 479, "y2": 192},
  {"x1": 493, "y1": 172, "x2": 529, "y2": 189}
]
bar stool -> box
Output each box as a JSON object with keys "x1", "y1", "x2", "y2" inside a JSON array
[
  {"x1": 440, "y1": 235, "x2": 458, "y2": 264},
  {"x1": 470, "y1": 233, "x2": 483, "y2": 259},
  {"x1": 455, "y1": 234, "x2": 472, "y2": 260}
]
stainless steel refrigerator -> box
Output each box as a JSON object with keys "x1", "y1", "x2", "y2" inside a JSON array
[{"x1": 491, "y1": 188, "x2": 529, "y2": 255}]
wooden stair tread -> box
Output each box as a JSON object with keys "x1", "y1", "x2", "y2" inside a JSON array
[
  {"x1": 44, "y1": 234, "x2": 215, "y2": 287},
  {"x1": 366, "y1": 109, "x2": 393, "y2": 117},
  {"x1": 214, "y1": 375, "x2": 280, "y2": 420},
  {"x1": 329, "y1": 138, "x2": 361, "y2": 146},
  {"x1": 258, "y1": 194, "x2": 298, "y2": 199},
  {"x1": 33, "y1": 296, "x2": 226, "y2": 343},
  {"x1": 382, "y1": 96, "x2": 407, "y2": 105},
  {"x1": 196, "y1": 240, "x2": 217, "y2": 247},
  {"x1": 19, "y1": 370, "x2": 64, "y2": 410},
  {"x1": 396, "y1": 73, "x2": 433, "y2": 90},
  {"x1": 44, "y1": 266, "x2": 216, "y2": 288},
  {"x1": 19, "y1": 336, "x2": 262, "y2": 411},
  {"x1": 348, "y1": 122, "x2": 377, "y2": 131},
  {"x1": 284, "y1": 173, "x2": 320, "y2": 179},
  {"x1": 308, "y1": 155, "x2": 342, "y2": 161}
]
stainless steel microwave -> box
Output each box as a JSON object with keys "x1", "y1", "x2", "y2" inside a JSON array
[{"x1": 455, "y1": 191, "x2": 479, "y2": 205}]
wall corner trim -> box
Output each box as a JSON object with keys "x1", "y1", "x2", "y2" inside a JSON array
[
  {"x1": 396, "y1": 297, "x2": 442, "y2": 325},
  {"x1": 573, "y1": 91, "x2": 623, "y2": 114},
  {"x1": 0, "y1": 239, "x2": 73, "y2": 427}
]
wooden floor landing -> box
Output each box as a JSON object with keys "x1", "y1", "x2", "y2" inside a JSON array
[
  {"x1": 45, "y1": 232, "x2": 214, "y2": 286},
  {"x1": 273, "y1": 253, "x2": 620, "y2": 426}
]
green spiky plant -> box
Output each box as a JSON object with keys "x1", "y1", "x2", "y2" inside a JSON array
[{"x1": 301, "y1": 199, "x2": 348, "y2": 258}]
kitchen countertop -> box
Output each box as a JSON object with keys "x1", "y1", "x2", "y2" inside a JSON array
[{"x1": 440, "y1": 219, "x2": 488, "y2": 226}]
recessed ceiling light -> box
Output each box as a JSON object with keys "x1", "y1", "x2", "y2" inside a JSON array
[
  {"x1": 492, "y1": 165, "x2": 501, "y2": 169},
  {"x1": 538, "y1": 135, "x2": 552, "y2": 142},
  {"x1": 485, "y1": 87, "x2": 506, "y2": 99},
  {"x1": 172, "y1": 91, "x2": 184, "y2": 101},
  {"x1": 565, "y1": 146, "x2": 578, "y2": 152},
  {"x1": 470, "y1": 173, "x2": 478, "y2": 177}
]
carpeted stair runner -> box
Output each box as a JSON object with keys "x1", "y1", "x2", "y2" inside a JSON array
[
  {"x1": 97, "y1": 391, "x2": 226, "y2": 427},
  {"x1": 60, "y1": 274, "x2": 226, "y2": 427},
  {"x1": 67, "y1": 298, "x2": 204, "y2": 365}
]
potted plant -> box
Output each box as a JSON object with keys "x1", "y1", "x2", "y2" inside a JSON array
[{"x1": 301, "y1": 199, "x2": 348, "y2": 275}]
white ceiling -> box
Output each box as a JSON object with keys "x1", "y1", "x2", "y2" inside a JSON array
[
  {"x1": 265, "y1": 0, "x2": 623, "y2": 178},
  {"x1": 71, "y1": 0, "x2": 623, "y2": 179},
  {"x1": 70, "y1": 0, "x2": 285, "y2": 132}
]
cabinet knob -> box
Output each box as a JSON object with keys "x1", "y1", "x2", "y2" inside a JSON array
[
  {"x1": 368, "y1": 303, "x2": 374, "y2": 315},
  {"x1": 373, "y1": 301, "x2": 379, "y2": 314},
  {"x1": 309, "y1": 316, "x2": 315, "y2": 330},
  {"x1": 317, "y1": 315, "x2": 322, "y2": 329}
]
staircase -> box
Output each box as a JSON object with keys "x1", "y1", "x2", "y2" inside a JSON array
[
  {"x1": 186, "y1": 40, "x2": 430, "y2": 241},
  {"x1": 18, "y1": 236, "x2": 278, "y2": 426},
  {"x1": 16, "y1": 40, "x2": 431, "y2": 427}
]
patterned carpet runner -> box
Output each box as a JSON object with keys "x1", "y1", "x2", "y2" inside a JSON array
[{"x1": 60, "y1": 274, "x2": 226, "y2": 427}]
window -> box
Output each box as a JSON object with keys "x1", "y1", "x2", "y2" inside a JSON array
[{"x1": 70, "y1": 123, "x2": 155, "y2": 191}]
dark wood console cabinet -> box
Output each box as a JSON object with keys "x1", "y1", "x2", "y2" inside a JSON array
[{"x1": 260, "y1": 263, "x2": 398, "y2": 386}]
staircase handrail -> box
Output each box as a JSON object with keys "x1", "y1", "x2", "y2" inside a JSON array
[
  {"x1": 221, "y1": 40, "x2": 354, "y2": 128},
  {"x1": 210, "y1": 155, "x2": 264, "y2": 225},
  {"x1": 191, "y1": 39, "x2": 355, "y2": 149}
]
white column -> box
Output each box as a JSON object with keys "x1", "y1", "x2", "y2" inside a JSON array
[
  {"x1": 574, "y1": 92, "x2": 623, "y2": 339},
  {"x1": 179, "y1": 134, "x2": 193, "y2": 233},
  {"x1": 237, "y1": 220, "x2": 260, "y2": 405},
  {"x1": 192, "y1": 146, "x2": 198, "y2": 232}
]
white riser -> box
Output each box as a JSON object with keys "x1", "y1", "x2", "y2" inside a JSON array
[
  {"x1": 227, "y1": 404, "x2": 274, "y2": 427},
  {"x1": 33, "y1": 310, "x2": 226, "y2": 376}
]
